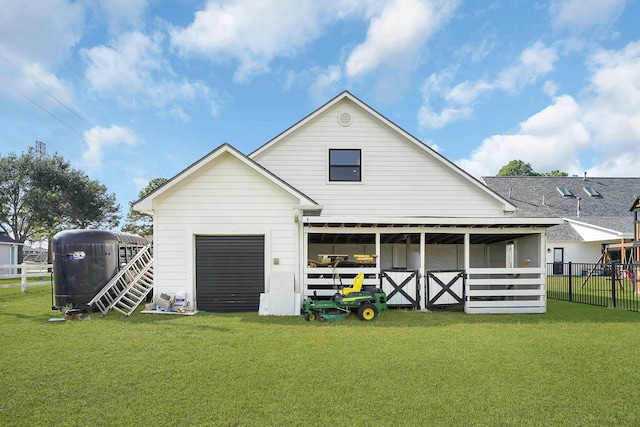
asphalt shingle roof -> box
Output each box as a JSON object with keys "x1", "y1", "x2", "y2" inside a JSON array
[
  {"x1": 0, "y1": 234, "x2": 17, "y2": 244},
  {"x1": 482, "y1": 176, "x2": 640, "y2": 238}
]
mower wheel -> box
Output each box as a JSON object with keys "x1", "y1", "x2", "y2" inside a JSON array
[
  {"x1": 307, "y1": 312, "x2": 316, "y2": 321},
  {"x1": 357, "y1": 303, "x2": 379, "y2": 321}
]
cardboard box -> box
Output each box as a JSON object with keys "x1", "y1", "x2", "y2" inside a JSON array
[
  {"x1": 144, "y1": 302, "x2": 156, "y2": 311},
  {"x1": 156, "y1": 297, "x2": 171, "y2": 312}
]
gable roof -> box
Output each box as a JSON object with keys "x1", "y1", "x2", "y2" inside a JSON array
[
  {"x1": 251, "y1": 91, "x2": 516, "y2": 213},
  {"x1": 482, "y1": 176, "x2": 640, "y2": 239},
  {"x1": 133, "y1": 143, "x2": 319, "y2": 214},
  {"x1": 0, "y1": 234, "x2": 18, "y2": 245}
]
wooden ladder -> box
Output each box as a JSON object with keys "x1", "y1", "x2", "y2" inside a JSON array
[{"x1": 88, "y1": 244, "x2": 154, "y2": 317}]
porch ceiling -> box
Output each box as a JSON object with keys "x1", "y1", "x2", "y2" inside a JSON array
[
  {"x1": 303, "y1": 216, "x2": 559, "y2": 246},
  {"x1": 302, "y1": 216, "x2": 561, "y2": 228},
  {"x1": 308, "y1": 231, "x2": 534, "y2": 245}
]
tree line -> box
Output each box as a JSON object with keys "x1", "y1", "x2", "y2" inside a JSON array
[
  {"x1": 497, "y1": 159, "x2": 568, "y2": 177},
  {"x1": 0, "y1": 145, "x2": 169, "y2": 262}
]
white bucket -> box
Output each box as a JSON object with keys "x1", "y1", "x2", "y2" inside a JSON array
[{"x1": 174, "y1": 291, "x2": 186, "y2": 309}]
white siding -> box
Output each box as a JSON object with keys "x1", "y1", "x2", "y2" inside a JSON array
[
  {"x1": 151, "y1": 152, "x2": 300, "y2": 306},
  {"x1": 252, "y1": 99, "x2": 506, "y2": 217},
  {"x1": 545, "y1": 240, "x2": 604, "y2": 264},
  {"x1": 0, "y1": 245, "x2": 12, "y2": 274}
]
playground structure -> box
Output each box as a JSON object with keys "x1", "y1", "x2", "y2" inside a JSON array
[
  {"x1": 581, "y1": 239, "x2": 638, "y2": 293},
  {"x1": 632, "y1": 198, "x2": 640, "y2": 294},
  {"x1": 582, "y1": 197, "x2": 640, "y2": 295}
]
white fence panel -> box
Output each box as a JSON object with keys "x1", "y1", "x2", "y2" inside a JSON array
[
  {"x1": 0, "y1": 263, "x2": 53, "y2": 292},
  {"x1": 465, "y1": 267, "x2": 546, "y2": 314}
]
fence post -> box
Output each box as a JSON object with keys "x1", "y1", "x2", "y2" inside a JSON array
[
  {"x1": 21, "y1": 263, "x2": 27, "y2": 293},
  {"x1": 611, "y1": 262, "x2": 617, "y2": 308},
  {"x1": 568, "y1": 262, "x2": 572, "y2": 302}
]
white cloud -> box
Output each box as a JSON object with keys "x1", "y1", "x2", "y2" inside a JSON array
[
  {"x1": 456, "y1": 41, "x2": 640, "y2": 178},
  {"x1": 582, "y1": 41, "x2": 640, "y2": 175},
  {"x1": 170, "y1": 0, "x2": 331, "y2": 83},
  {"x1": 0, "y1": 61, "x2": 77, "y2": 114},
  {"x1": 133, "y1": 177, "x2": 150, "y2": 190},
  {"x1": 0, "y1": 0, "x2": 84, "y2": 66},
  {"x1": 169, "y1": 0, "x2": 458, "y2": 85},
  {"x1": 310, "y1": 65, "x2": 342, "y2": 103},
  {"x1": 93, "y1": 0, "x2": 149, "y2": 32},
  {"x1": 455, "y1": 95, "x2": 590, "y2": 177},
  {"x1": 445, "y1": 79, "x2": 493, "y2": 105},
  {"x1": 82, "y1": 125, "x2": 139, "y2": 168},
  {"x1": 345, "y1": 0, "x2": 460, "y2": 78},
  {"x1": 418, "y1": 105, "x2": 472, "y2": 129},
  {"x1": 0, "y1": 0, "x2": 83, "y2": 112},
  {"x1": 83, "y1": 31, "x2": 209, "y2": 112},
  {"x1": 419, "y1": 42, "x2": 558, "y2": 129},
  {"x1": 550, "y1": 0, "x2": 626, "y2": 34},
  {"x1": 543, "y1": 80, "x2": 559, "y2": 97},
  {"x1": 496, "y1": 42, "x2": 558, "y2": 93}
]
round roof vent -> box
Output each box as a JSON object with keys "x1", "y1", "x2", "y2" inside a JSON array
[{"x1": 338, "y1": 112, "x2": 353, "y2": 127}]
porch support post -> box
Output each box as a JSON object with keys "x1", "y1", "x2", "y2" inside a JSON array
[
  {"x1": 295, "y1": 209, "x2": 303, "y2": 295},
  {"x1": 464, "y1": 233, "x2": 470, "y2": 312},
  {"x1": 375, "y1": 231, "x2": 381, "y2": 278},
  {"x1": 298, "y1": 216, "x2": 306, "y2": 298},
  {"x1": 464, "y1": 233, "x2": 470, "y2": 271},
  {"x1": 539, "y1": 230, "x2": 547, "y2": 299},
  {"x1": 420, "y1": 232, "x2": 426, "y2": 310}
]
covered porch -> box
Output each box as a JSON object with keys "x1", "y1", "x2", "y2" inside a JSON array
[{"x1": 300, "y1": 216, "x2": 561, "y2": 314}]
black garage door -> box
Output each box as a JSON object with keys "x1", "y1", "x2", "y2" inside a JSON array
[{"x1": 195, "y1": 235, "x2": 265, "y2": 312}]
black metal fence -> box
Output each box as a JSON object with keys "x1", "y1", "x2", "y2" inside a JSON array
[{"x1": 546, "y1": 262, "x2": 640, "y2": 312}]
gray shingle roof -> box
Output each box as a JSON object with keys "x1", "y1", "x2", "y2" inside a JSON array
[
  {"x1": 482, "y1": 176, "x2": 640, "y2": 239},
  {"x1": 0, "y1": 234, "x2": 17, "y2": 244}
]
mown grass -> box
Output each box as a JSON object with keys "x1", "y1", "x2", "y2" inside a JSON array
[
  {"x1": 548, "y1": 275, "x2": 640, "y2": 311},
  {"x1": 2, "y1": 286, "x2": 640, "y2": 426},
  {"x1": 0, "y1": 276, "x2": 52, "y2": 286}
]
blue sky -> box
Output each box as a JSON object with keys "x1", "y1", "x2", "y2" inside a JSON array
[{"x1": 1, "y1": 0, "x2": 640, "y2": 224}]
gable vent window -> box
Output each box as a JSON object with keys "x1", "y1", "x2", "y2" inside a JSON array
[
  {"x1": 329, "y1": 149, "x2": 361, "y2": 182},
  {"x1": 557, "y1": 187, "x2": 573, "y2": 197},
  {"x1": 337, "y1": 112, "x2": 353, "y2": 127},
  {"x1": 584, "y1": 187, "x2": 601, "y2": 197}
]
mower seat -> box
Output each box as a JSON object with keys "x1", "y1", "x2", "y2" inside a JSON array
[{"x1": 339, "y1": 272, "x2": 364, "y2": 296}]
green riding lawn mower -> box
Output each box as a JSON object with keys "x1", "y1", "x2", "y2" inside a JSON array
[{"x1": 302, "y1": 272, "x2": 388, "y2": 322}]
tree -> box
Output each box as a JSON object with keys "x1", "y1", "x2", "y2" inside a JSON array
[
  {"x1": 121, "y1": 178, "x2": 167, "y2": 237},
  {"x1": 0, "y1": 147, "x2": 121, "y2": 262},
  {"x1": 544, "y1": 170, "x2": 568, "y2": 177},
  {"x1": 496, "y1": 160, "x2": 568, "y2": 177},
  {"x1": 497, "y1": 160, "x2": 538, "y2": 176}
]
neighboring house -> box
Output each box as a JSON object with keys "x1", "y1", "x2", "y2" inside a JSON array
[
  {"x1": 134, "y1": 91, "x2": 560, "y2": 314},
  {"x1": 23, "y1": 245, "x2": 47, "y2": 263},
  {"x1": 482, "y1": 176, "x2": 640, "y2": 269},
  {"x1": 0, "y1": 234, "x2": 21, "y2": 275}
]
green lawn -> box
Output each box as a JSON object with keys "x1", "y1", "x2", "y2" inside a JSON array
[
  {"x1": 547, "y1": 275, "x2": 640, "y2": 311},
  {"x1": 2, "y1": 286, "x2": 640, "y2": 426}
]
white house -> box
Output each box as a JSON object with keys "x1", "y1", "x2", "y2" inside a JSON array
[
  {"x1": 482, "y1": 176, "x2": 640, "y2": 273},
  {"x1": 134, "y1": 92, "x2": 560, "y2": 314},
  {"x1": 0, "y1": 234, "x2": 20, "y2": 275}
]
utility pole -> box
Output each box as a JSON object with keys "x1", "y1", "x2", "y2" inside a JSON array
[{"x1": 35, "y1": 140, "x2": 47, "y2": 157}]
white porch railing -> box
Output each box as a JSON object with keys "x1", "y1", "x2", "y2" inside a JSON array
[
  {"x1": 302, "y1": 265, "x2": 547, "y2": 314},
  {"x1": 303, "y1": 266, "x2": 379, "y2": 297},
  {"x1": 465, "y1": 267, "x2": 546, "y2": 314},
  {"x1": 0, "y1": 263, "x2": 53, "y2": 292}
]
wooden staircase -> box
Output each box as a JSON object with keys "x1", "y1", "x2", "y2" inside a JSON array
[{"x1": 88, "y1": 244, "x2": 153, "y2": 317}]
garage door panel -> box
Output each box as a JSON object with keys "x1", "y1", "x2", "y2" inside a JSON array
[{"x1": 195, "y1": 235, "x2": 264, "y2": 312}]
